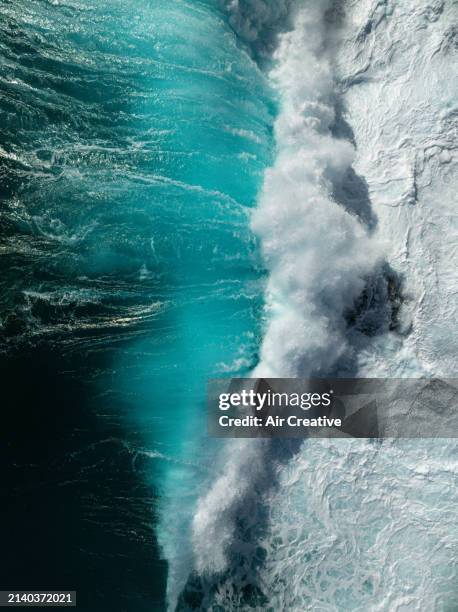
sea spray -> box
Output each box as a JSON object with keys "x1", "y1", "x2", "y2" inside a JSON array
[
  {"x1": 251, "y1": 2, "x2": 382, "y2": 378},
  {"x1": 221, "y1": 0, "x2": 295, "y2": 55},
  {"x1": 191, "y1": 0, "x2": 381, "y2": 584}
]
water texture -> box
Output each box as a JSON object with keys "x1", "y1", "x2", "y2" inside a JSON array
[{"x1": 1, "y1": 1, "x2": 457, "y2": 611}]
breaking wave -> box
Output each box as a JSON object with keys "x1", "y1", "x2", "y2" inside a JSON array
[{"x1": 178, "y1": 1, "x2": 458, "y2": 610}]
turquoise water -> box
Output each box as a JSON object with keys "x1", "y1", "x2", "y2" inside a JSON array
[
  {"x1": 108, "y1": 0, "x2": 276, "y2": 601},
  {"x1": 1, "y1": 0, "x2": 274, "y2": 607},
  {"x1": 113, "y1": 0, "x2": 273, "y2": 449}
]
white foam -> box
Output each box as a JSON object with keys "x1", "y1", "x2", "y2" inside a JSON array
[{"x1": 251, "y1": 2, "x2": 382, "y2": 379}]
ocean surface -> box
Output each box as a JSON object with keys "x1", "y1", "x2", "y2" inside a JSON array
[
  {"x1": 1, "y1": 1, "x2": 457, "y2": 611},
  {"x1": 1, "y1": 1, "x2": 272, "y2": 609}
]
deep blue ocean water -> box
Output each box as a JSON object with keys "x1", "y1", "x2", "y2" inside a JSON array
[{"x1": 0, "y1": 1, "x2": 274, "y2": 609}]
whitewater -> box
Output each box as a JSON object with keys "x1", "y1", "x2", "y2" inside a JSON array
[{"x1": 172, "y1": 1, "x2": 458, "y2": 610}]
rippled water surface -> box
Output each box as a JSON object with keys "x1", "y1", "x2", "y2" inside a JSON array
[{"x1": 1, "y1": 1, "x2": 273, "y2": 609}]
